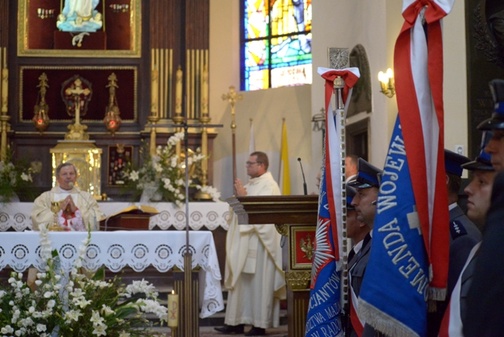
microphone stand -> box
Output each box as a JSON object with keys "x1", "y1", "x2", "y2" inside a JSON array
[{"x1": 298, "y1": 158, "x2": 308, "y2": 196}]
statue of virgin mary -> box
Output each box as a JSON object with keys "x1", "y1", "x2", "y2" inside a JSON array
[{"x1": 56, "y1": 0, "x2": 102, "y2": 32}]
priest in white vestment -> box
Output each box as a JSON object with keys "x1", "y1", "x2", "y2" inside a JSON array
[
  {"x1": 31, "y1": 162, "x2": 105, "y2": 231},
  {"x1": 215, "y1": 151, "x2": 286, "y2": 336}
]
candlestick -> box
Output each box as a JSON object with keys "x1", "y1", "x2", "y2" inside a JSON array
[
  {"x1": 201, "y1": 65, "x2": 209, "y2": 116},
  {"x1": 175, "y1": 66, "x2": 183, "y2": 114},
  {"x1": 151, "y1": 67, "x2": 158, "y2": 116},
  {"x1": 168, "y1": 289, "x2": 179, "y2": 328}
]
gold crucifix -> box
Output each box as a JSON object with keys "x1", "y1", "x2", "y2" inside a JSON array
[
  {"x1": 63, "y1": 77, "x2": 92, "y2": 140},
  {"x1": 65, "y1": 78, "x2": 91, "y2": 126}
]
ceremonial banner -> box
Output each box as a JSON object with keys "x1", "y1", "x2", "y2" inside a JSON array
[
  {"x1": 305, "y1": 68, "x2": 359, "y2": 337},
  {"x1": 394, "y1": 0, "x2": 452, "y2": 296},
  {"x1": 359, "y1": 116, "x2": 429, "y2": 337},
  {"x1": 279, "y1": 119, "x2": 291, "y2": 195},
  {"x1": 358, "y1": 1, "x2": 454, "y2": 336}
]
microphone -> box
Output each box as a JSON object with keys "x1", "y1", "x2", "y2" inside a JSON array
[
  {"x1": 371, "y1": 200, "x2": 377, "y2": 205},
  {"x1": 297, "y1": 158, "x2": 308, "y2": 196}
]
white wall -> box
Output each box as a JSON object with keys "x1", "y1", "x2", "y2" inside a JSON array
[
  {"x1": 209, "y1": 1, "x2": 469, "y2": 199},
  {"x1": 209, "y1": 1, "x2": 313, "y2": 199}
]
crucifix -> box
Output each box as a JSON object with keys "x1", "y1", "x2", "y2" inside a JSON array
[
  {"x1": 63, "y1": 76, "x2": 92, "y2": 140},
  {"x1": 221, "y1": 86, "x2": 243, "y2": 191},
  {"x1": 65, "y1": 78, "x2": 91, "y2": 126}
]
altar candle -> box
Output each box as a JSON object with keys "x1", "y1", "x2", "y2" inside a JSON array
[
  {"x1": 151, "y1": 67, "x2": 158, "y2": 115},
  {"x1": 201, "y1": 66, "x2": 208, "y2": 115},
  {"x1": 175, "y1": 67, "x2": 183, "y2": 113},
  {"x1": 167, "y1": 289, "x2": 179, "y2": 328}
]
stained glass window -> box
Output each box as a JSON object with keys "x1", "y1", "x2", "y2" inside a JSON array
[{"x1": 241, "y1": 0, "x2": 312, "y2": 91}]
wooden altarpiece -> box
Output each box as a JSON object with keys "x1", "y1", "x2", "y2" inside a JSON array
[{"x1": 227, "y1": 195, "x2": 318, "y2": 337}]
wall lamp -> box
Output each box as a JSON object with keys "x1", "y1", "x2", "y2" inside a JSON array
[{"x1": 378, "y1": 68, "x2": 395, "y2": 98}]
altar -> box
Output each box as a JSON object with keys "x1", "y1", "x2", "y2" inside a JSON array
[
  {"x1": 0, "y1": 201, "x2": 232, "y2": 232},
  {"x1": 0, "y1": 230, "x2": 224, "y2": 318}
]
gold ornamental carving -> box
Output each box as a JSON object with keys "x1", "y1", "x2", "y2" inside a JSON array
[
  {"x1": 275, "y1": 224, "x2": 288, "y2": 236},
  {"x1": 285, "y1": 271, "x2": 311, "y2": 291}
]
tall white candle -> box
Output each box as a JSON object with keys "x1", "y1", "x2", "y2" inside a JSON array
[{"x1": 167, "y1": 289, "x2": 179, "y2": 328}]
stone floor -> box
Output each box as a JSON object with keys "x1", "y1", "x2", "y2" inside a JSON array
[{"x1": 150, "y1": 325, "x2": 288, "y2": 336}]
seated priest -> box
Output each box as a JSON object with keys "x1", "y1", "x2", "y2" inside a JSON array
[{"x1": 31, "y1": 162, "x2": 105, "y2": 231}]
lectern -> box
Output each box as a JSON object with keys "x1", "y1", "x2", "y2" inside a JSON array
[{"x1": 227, "y1": 195, "x2": 318, "y2": 337}]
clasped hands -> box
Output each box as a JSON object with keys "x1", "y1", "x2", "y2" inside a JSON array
[
  {"x1": 234, "y1": 178, "x2": 248, "y2": 197},
  {"x1": 59, "y1": 195, "x2": 78, "y2": 214}
]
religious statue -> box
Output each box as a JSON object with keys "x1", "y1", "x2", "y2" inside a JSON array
[{"x1": 56, "y1": 0, "x2": 103, "y2": 32}]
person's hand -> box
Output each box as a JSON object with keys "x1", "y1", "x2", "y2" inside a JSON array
[
  {"x1": 60, "y1": 195, "x2": 78, "y2": 214},
  {"x1": 234, "y1": 178, "x2": 247, "y2": 196}
]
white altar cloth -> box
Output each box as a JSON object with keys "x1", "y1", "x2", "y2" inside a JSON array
[
  {"x1": 0, "y1": 201, "x2": 232, "y2": 231},
  {"x1": 0, "y1": 231, "x2": 224, "y2": 318}
]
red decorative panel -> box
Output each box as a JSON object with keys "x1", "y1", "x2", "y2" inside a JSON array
[
  {"x1": 20, "y1": 66, "x2": 137, "y2": 122},
  {"x1": 290, "y1": 226, "x2": 316, "y2": 270}
]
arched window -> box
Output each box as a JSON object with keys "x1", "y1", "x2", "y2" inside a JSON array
[{"x1": 241, "y1": 0, "x2": 312, "y2": 91}]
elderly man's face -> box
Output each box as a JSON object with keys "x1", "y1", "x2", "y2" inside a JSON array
[
  {"x1": 351, "y1": 187, "x2": 378, "y2": 227},
  {"x1": 57, "y1": 165, "x2": 77, "y2": 190},
  {"x1": 485, "y1": 130, "x2": 504, "y2": 172},
  {"x1": 464, "y1": 170, "x2": 496, "y2": 228}
]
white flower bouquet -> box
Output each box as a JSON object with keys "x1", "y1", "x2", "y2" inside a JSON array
[
  {"x1": 125, "y1": 132, "x2": 220, "y2": 207},
  {"x1": 0, "y1": 157, "x2": 37, "y2": 202},
  {"x1": 0, "y1": 227, "x2": 167, "y2": 337}
]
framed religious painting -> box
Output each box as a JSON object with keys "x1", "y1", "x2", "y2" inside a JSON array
[
  {"x1": 17, "y1": 0, "x2": 141, "y2": 58},
  {"x1": 107, "y1": 145, "x2": 133, "y2": 186}
]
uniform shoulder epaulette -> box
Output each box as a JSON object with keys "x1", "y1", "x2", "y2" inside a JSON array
[{"x1": 450, "y1": 220, "x2": 468, "y2": 239}]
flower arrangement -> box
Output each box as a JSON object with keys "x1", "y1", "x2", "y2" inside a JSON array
[
  {"x1": 125, "y1": 132, "x2": 221, "y2": 207},
  {"x1": 0, "y1": 156, "x2": 38, "y2": 202},
  {"x1": 0, "y1": 227, "x2": 167, "y2": 337}
]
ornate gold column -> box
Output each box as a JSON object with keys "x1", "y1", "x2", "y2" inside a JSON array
[{"x1": 0, "y1": 47, "x2": 9, "y2": 161}]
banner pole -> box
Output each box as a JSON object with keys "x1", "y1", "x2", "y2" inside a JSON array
[{"x1": 333, "y1": 76, "x2": 349, "y2": 312}]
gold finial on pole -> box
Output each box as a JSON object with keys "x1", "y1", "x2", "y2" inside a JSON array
[{"x1": 222, "y1": 86, "x2": 243, "y2": 188}]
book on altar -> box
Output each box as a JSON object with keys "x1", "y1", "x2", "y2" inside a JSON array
[{"x1": 100, "y1": 204, "x2": 159, "y2": 231}]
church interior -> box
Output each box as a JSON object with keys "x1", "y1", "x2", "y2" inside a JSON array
[
  {"x1": 1, "y1": 0, "x2": 503, "y2": 201},
  {"x1": 1, "y1": 0, "x2": 504, "y2": 335}
]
